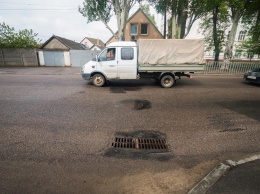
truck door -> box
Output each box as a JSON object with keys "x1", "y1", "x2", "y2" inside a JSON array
[
  {"x1": 117, "y1": 47, "x2": 137, "y2": 79},
  {"x1": 97, "y1": 47, "x2": 117, "y2": 79}
]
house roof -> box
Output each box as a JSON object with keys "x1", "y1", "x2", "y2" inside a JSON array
[
  {"x1": 106, "y1": 8, "x2": 163, "y2": 44},
  {"x1": 81, "y1": 37, "x2": 105, "y2": 49},
  {"x1": 89, "y1": 44, "x2": 103, "y2": 50},
  {"x1": 40, "y1": 35, "x2": 86, "y2": 50}
]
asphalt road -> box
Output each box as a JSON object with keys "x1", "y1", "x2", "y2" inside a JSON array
[{"x1": 0, "y1": 68, "x2": 259, "y2": 193}]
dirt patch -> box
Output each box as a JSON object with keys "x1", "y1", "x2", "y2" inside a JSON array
[{"x1": 95, "y1": 160, "x2": 218, "y2": 194}]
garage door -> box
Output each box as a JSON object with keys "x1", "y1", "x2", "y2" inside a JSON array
[{"x1": 43, "y1": 51, "x2": 65, "y2": 66}]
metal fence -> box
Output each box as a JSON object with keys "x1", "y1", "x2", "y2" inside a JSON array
[
  {"x1": 204, "y1": 62, "x2": 260, "y2": 74},
  {"x1": 38, "y1": 50, "x2": 100, "y2": 67},
  {"x1": 70, "y1": 50, "x2": 100, "y2": 67}
]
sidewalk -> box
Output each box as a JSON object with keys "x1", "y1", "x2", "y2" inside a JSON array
[
  {"x1": 0, "y1": 66, "x2": 81, "y2": 75},
  {"x1": 188, "y1": 154, "x2": 260, "y2": 194}
]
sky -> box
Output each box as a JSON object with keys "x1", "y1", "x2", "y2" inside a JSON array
[{"x1": 0, "y1": 0, "x2": 201, "y2": 44}]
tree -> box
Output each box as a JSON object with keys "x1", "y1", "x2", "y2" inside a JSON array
[
  {"x1": 186, "y1": 0, "x2": 209, "y2": 37},
  {"x1": 223, "y1": 0, "x2": 252, "y2": 61},
  {"x1": 149, "y1": 0, "x2": 206, "y2": 39},
  {"x1": 148, "y1": 0, "x2": 179, "y2": 38},
  {"x1": 79, "y1": 0, "x2": 140, "y2": 41},
  {"x1": 239, "y1": 0, "x2": 260, "y2": 56},
  {"x1": 0, "y1": 22, "x2": 40, "y2": 48},
  {"x1": 198, "y1": 0, "x2": 229, "y2": 62},
  {"x1": 140, "y1": 4, "x2": 157, "y2": 27},
  {"x1": 147, "y1": 0, "x2": 168, "y2": 38}
]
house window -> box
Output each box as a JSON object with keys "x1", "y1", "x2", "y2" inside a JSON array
[
  {"x1": 141, "y1": 24, "x2": 148, "y2": 35},
  {"x1": 238, "y1": 31, "x2": 246, "y2": 41},
  {"x1": 130, "y1": 24, "x2": 138, "y2": 35},
  {"x1": 121, "y1": 48, "x2": 134, "y2": 60}
]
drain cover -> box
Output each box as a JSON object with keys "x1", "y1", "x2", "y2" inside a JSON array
[{"x1": 111, "y1": 137, "x2": 168, "y2": 150}]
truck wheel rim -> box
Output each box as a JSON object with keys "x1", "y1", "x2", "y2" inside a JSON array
[
  {"x1": 95, "y1": 76, "x2": 103, "y2": 84},
  {"x1": 164, "y1": 78, "x2": 171, "y2": 85}
]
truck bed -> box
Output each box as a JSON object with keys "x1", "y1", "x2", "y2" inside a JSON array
[
  {"x1": 137, "y1": 39, "x2": 205, "y2": 67},
  {"x1": 138, "y1": 64, "x2": 204, "y2": 72}
]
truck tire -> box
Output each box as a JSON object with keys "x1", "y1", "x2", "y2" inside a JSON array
[
  {"x1": 92, "y1": 74, "x2": 106, "y2": 87},
  {"x1": 160, "y1": 74, "x2": 175, "y2": 88}
]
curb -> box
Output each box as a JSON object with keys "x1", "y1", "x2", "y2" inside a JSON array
[{"x1": 188, "y1": 154, "x2": 260, "y2": 194}]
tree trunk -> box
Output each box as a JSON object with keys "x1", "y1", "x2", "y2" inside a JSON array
[
  {"x1": 171, "y1": 14, "x2": 177, "y2": 38},
  {"x1": 224, "y1": 10, "x2": 240, "y2": 61},
  {"x1": 213, "y1": 6, "x2": 220, "y2": 62},
  {"x1": 180, "y1": 12, "x2": 187, "y2": 39},
  {"x1": 184, "y1": 14, "x2": 196, "y2": 38},
  {"x1": 171, "y1": 0, "x2": 177, "y2": 39},
  {"x1": 114, "y1": 0, "x2": 130, "y2": 41},
  {"x1": 164, "y1": 7, "x2": 167, "y2": 39},
  {"x1": 101, "y1": 20, "x2": 115, "y2": 38},
  {"x1": 177, "y1": 0, "x2": 188, "y2": 39}
]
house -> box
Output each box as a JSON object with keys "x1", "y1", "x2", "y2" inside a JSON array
[
  {"x1": 80, "y1": 37, "x2": 105, "y2": 51},
  {"x1": 38, "y1": 35, "x2": 99, "y2": 67},
  {"x1": 40, "y1": 35, "x2": 86, "y2": 51},
  {"x1": 204, "y1": 26, "x2": 260, "y2": 61},
  {"x1": 106, "y1": 8, "x2": 164, "y2": 45}
]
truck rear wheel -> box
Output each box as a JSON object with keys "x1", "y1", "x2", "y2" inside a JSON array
[
  {"x1": 92, "y1": 74, "x2": 106, "y2": 87},
  {"x1": 160, "y1": 75, "x2": 175, "y2": 88}
]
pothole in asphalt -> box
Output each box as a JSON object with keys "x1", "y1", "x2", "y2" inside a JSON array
[
  {"x1": 104, "y1": 131, "x2": 173, "y2": 161},
  {"x1": 120, "y1": 99, "x2": 151, "y2": 110}
]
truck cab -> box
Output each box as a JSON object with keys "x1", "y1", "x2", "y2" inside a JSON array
[{"x1": 81, "y1": 41, "x2": 138, "y2": 87}]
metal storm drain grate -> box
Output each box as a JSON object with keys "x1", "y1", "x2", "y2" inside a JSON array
[{"x1": 111, "y1": 137, "x2": 168, "y2": 150}]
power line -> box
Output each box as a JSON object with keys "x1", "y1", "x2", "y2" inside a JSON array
[
  {"x1": 0, "y1": 8, "x2": 77, "y2": 10},
  {"x1": 0, "y1": 12, "x2": 79, "y2": 14},
  {"x1": 0, "y1": 1, "x2": 76, "y2": 7}
]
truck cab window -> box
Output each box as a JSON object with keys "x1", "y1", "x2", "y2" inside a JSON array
[
  {"x1": 121, "y1": 48, "x2": 134, "y2": 60},
  {"x1": 99, "y1": 48, "x2": 116, "y2": 61}
]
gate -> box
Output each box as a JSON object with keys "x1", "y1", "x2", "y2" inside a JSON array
[
  {"x1": 70, "y1": 50, "x2": 100, "y2": 67},
  {"x1": 43, "y1": 51, "x2": 65, "y2": 67},
  {"x1": 0, "y1": 48, "x2": 38, "y2": 67}
]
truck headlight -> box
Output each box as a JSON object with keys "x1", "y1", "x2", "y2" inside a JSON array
[{"x1": 81, "y1": 65, "x2": 85, "y2": 73}]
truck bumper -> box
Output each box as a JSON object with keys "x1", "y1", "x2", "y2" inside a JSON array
[{"x1": 81, "y1": 73, "x2": 91, "y2": 80}]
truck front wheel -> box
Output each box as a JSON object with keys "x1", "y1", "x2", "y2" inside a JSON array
[
  {"x1": 92, "y1": 74, "x2": 106, "y2": 87},
  {"x1": 160, "y1": 75, "x2": 175, "y2": 88}
]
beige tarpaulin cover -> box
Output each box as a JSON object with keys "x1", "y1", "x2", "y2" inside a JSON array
[{"x1": 137, "y1": 39, "x2": 204, "y2": 66}]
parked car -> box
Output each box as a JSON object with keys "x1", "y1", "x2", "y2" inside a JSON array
[{"x1": 244, "y1": 68, "x2": 260, "y2": 84}]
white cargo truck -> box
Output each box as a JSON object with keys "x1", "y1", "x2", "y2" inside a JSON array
[{"x1": 81, "y1": 39, "x2": 205, "y2": 88}]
